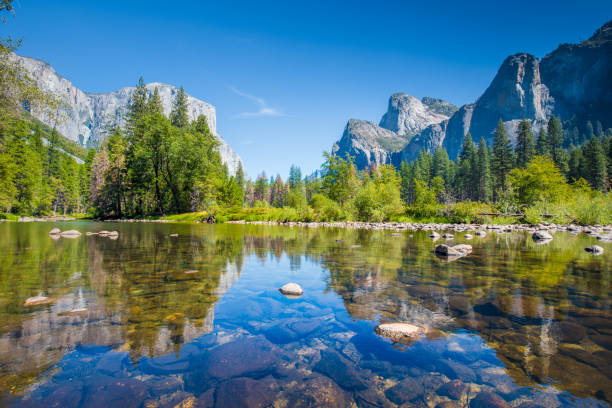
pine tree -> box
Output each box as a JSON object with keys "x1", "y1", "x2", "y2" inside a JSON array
[
  {"x1": 457, "y1": 133, "x2": 477, "y2": 200},
  {"x1": 568, "y1": 147, "x2": 582, "y2": 182},
  {"x1": 126, "y1": 77, "x2": 148, "y2": 134},
  {"x1": 583, "y1": 136, "x2": 607, "y2": 191},
  {"x1": 491, "y1": 119, "x2": 513, "y2": 197},
  {"x1": 547, "y1": 115, "x2": 563, "y2": 166},
  {"x1": 288, "y1": 164, "x2": 303, "y2": 190},
  {"x1": 148, "y1": 87, "x2": 163, "y2": 114},
  {"x1": 170, "y1": 86, "x2": 189, "y2": 129},
  {"x1": 515, "y1": 119, "x2": 535, "y2": 168},
  {"x1": 476, "y1": 137, "x2": 492, "y2": 202},
  {"x1": 235, "y1": 162, "x2": 245, "y2": 192},
  {"x1": 536, "y1": 128, "x2": 549, "y2": 157}
]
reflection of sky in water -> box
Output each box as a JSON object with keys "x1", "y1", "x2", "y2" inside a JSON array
[{"x1": 0, "y1": 223, "x2": 610, "y2": 407}]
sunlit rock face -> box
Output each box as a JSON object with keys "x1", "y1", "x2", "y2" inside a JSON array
[
  {"x1": 13, "y1": 54, "x2": 243, "y2": 175},
  {"x1": 332, "y1": 119, "x2": 405, "y2": 169},
  {"x1": 379, "y1": 93, "x2": 452, "y2": 137},
  {"x1": 333, "y1": 95, "x2": 456, "y2": 169},
  {"x1": 339, "y1": 20, "x2": 612, "y2": 165}
]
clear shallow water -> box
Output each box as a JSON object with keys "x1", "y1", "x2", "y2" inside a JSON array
[{"x1": 0, "y1": 222, "x2": 610, "y2": 407}]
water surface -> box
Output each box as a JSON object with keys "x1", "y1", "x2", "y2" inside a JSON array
[{"x1": 0, "y1": 222, "x2": 610, "y2": 407}]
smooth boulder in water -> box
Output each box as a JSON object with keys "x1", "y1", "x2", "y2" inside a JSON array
[
  {"x1": 442, "y1": 233, "x2": 454, "y2": 239},
  {"x1": 375, "y1": 322, "x2": 424, "y2": 344},
  {"x1": 585, "y1": 245, "x2": 604, "y2": 255},
  {"x1": 532, "y1": 230, "x2": 552, "y2": 243},
  {"x1": 279, "y1": 282, "x2": 303, "y2": 297},
  {"x1": 49, "y1": 228, "x2": 61, "y2": 235},
  {"x1": 464, "y1": 233, "x2": 473, "y2": 240},
  {"x1": 429, "y1": 231, "x2": 440, "y2": 239},
  {"x1": 474, "y1": 231, "x2": 486, "y2": 237},
  {"x1": 434, "y1": 244, "x2": 472, "y2": 258}
]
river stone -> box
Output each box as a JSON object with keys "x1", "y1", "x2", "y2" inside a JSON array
[
  {"x1": 585, "y1": 245, "x2": 604, "y2": 255},
  {"x1": 375, "y1": 323, "x2": 424, "y2": 342},
  {"x1": 356, "y1": 388, "x2": 394, "y2": 408},
  {"x1": 107, "y1": 231, "x2": 119, "y2": 237},
  {"x1": 597, "y1": 234, "x2": 612, "y2": 242},
  {"x1": 474, "y1": 230, "x2": 486, "y2": 237},
  {"x1": 443, "y1": 233, "x2": 454, "y2": 239},
  {"x1": 215, "y1": 377, "x2": 278, "y2": 408},
  {"x1": 470, "y1": 391, "x2": 510, "y2": 408},
  {"x1": 24, "y1": 295, "x2": 55, "y2": 306},
  {"x1": 436, "y1": 359, "x2": 477, "y2": 382},
  {"x1": 169, "y1": 233, "x2": 179, "y2": 237},
  {"x1": 453, "y1": 244, "x2": 473, "y2": 255},
  {"x1": 558, "y1": 321, "x2": 586, "y2": 343},
  {"x1": 437, "y1": 380, "x2": 467, "y2": 400},
  {"x1": 313, "y1": 349, "x2": 366, "y2": 390},
  {"x1": 464, "y1": 234, "x2": 473, "y2": 239},
  {"x1": 532, "y1": 230, "x2": 552, "y2": 242},
  {"x1": 83, "y1": 377, "x2": 148, "y2": 408},
  {"x1": 60, "y1": 229, "x2": 81, "y2": 237},
  {"x1": 434, "y1": 244, "x2": 472, "y2": 258},
  {"x1": 204, "y1": 336, "x2": 280, "y2": 379},
  {"x1": 279, "y1": 282, "x2": 303, "y2": 297},
  {"x1": 429, "y1": 231, "x2": 440, "y2": 239},
  {"x1": 285, "y1": 376, "x2": 352, "y2": 408},
  {"x1": 49, "y1": 227, "x2": 61, "y2": 235},
  {"x1": 385, "y1": 377, "x2": 424, "y2": 404}
]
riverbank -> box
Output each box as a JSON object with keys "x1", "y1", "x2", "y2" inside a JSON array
[{"x1": 226, "y1": 220, "x2": 612, "y2": 235}]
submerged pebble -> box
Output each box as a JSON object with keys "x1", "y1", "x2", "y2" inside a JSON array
[{"x1": 24, "y1": 295, "x2": 55, "y2": 306}]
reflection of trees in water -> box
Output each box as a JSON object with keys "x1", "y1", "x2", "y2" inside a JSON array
[
  {"x1": 310, "y1": 229, "x2": 612, "y2": 402},
  {"x1": 0, "y1": 223, "x2": 611, "y2": 401},
  {"x1": 0, "y1": 223, "x2": 246, "y2": 398}
]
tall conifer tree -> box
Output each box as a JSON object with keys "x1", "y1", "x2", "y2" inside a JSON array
[{"x1": 515, "y1": 119, "x2": 535, "y2": 168}]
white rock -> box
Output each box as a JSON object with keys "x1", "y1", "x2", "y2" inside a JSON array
[
  {"x1": 464, "y1": 234, "x2": 473, "y2": 239},
  {"x1": 49, "y1": 228, "x2": 61, "y2": 235},
  {"x1": 279, "y1": 283, "x2": 303, "y2": 297},
  {"x1": 375, "y1": 323, "x2": 424, "y2": 341}
]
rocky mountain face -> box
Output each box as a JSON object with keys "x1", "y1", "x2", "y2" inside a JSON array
[
  {"x1": 336, "y1": 20, "x2": 612, "y2": 167},
  {"x1": 15, "y1": 54, "x2": 244, "y2": 175},
  {"x1": 333, "y1": 94, "x2": 456, "y2": 168}
]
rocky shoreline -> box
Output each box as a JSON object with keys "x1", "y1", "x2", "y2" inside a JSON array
[{"x1": 226, "y1": 220, "x2": 612, "y2": 236}]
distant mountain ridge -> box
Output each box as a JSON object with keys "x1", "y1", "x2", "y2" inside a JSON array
[
  {"x1": 14, "y1": 54, "x2": 244, "y2": 175},
  {"x1": 333, "y1": 20, "x2": 612, "y2": 169}
]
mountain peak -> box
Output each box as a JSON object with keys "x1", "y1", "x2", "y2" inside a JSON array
[
  {"x1": 588, "y1": 20, "x2": 612, "y2": 43},
  {"x1": 379, "y1": 93, "x2": 450, "y2": 136}
]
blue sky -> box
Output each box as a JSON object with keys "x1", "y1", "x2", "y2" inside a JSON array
[{"x1": 3, "y1": 0, "x2": 611, "y2": 178}]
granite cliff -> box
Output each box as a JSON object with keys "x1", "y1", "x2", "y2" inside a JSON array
[
  {"x1": 14, "y1": 54, "x2": 244, "y2": 175},
  {"x1": 335, "y1": 20, "x2": 612, "y2": 167}
]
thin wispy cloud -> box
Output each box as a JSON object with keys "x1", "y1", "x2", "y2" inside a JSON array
[{"x1": 230, "y1": 87, "x2": 285, "y2": 118}]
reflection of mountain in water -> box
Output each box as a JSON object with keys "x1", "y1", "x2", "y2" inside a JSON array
[
  {"x1": 0, "y1": 224, "x2": 244, "y2": 398},
  {"x1": 315, "y1": 229, "x2": 612, "y2": 402}
]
